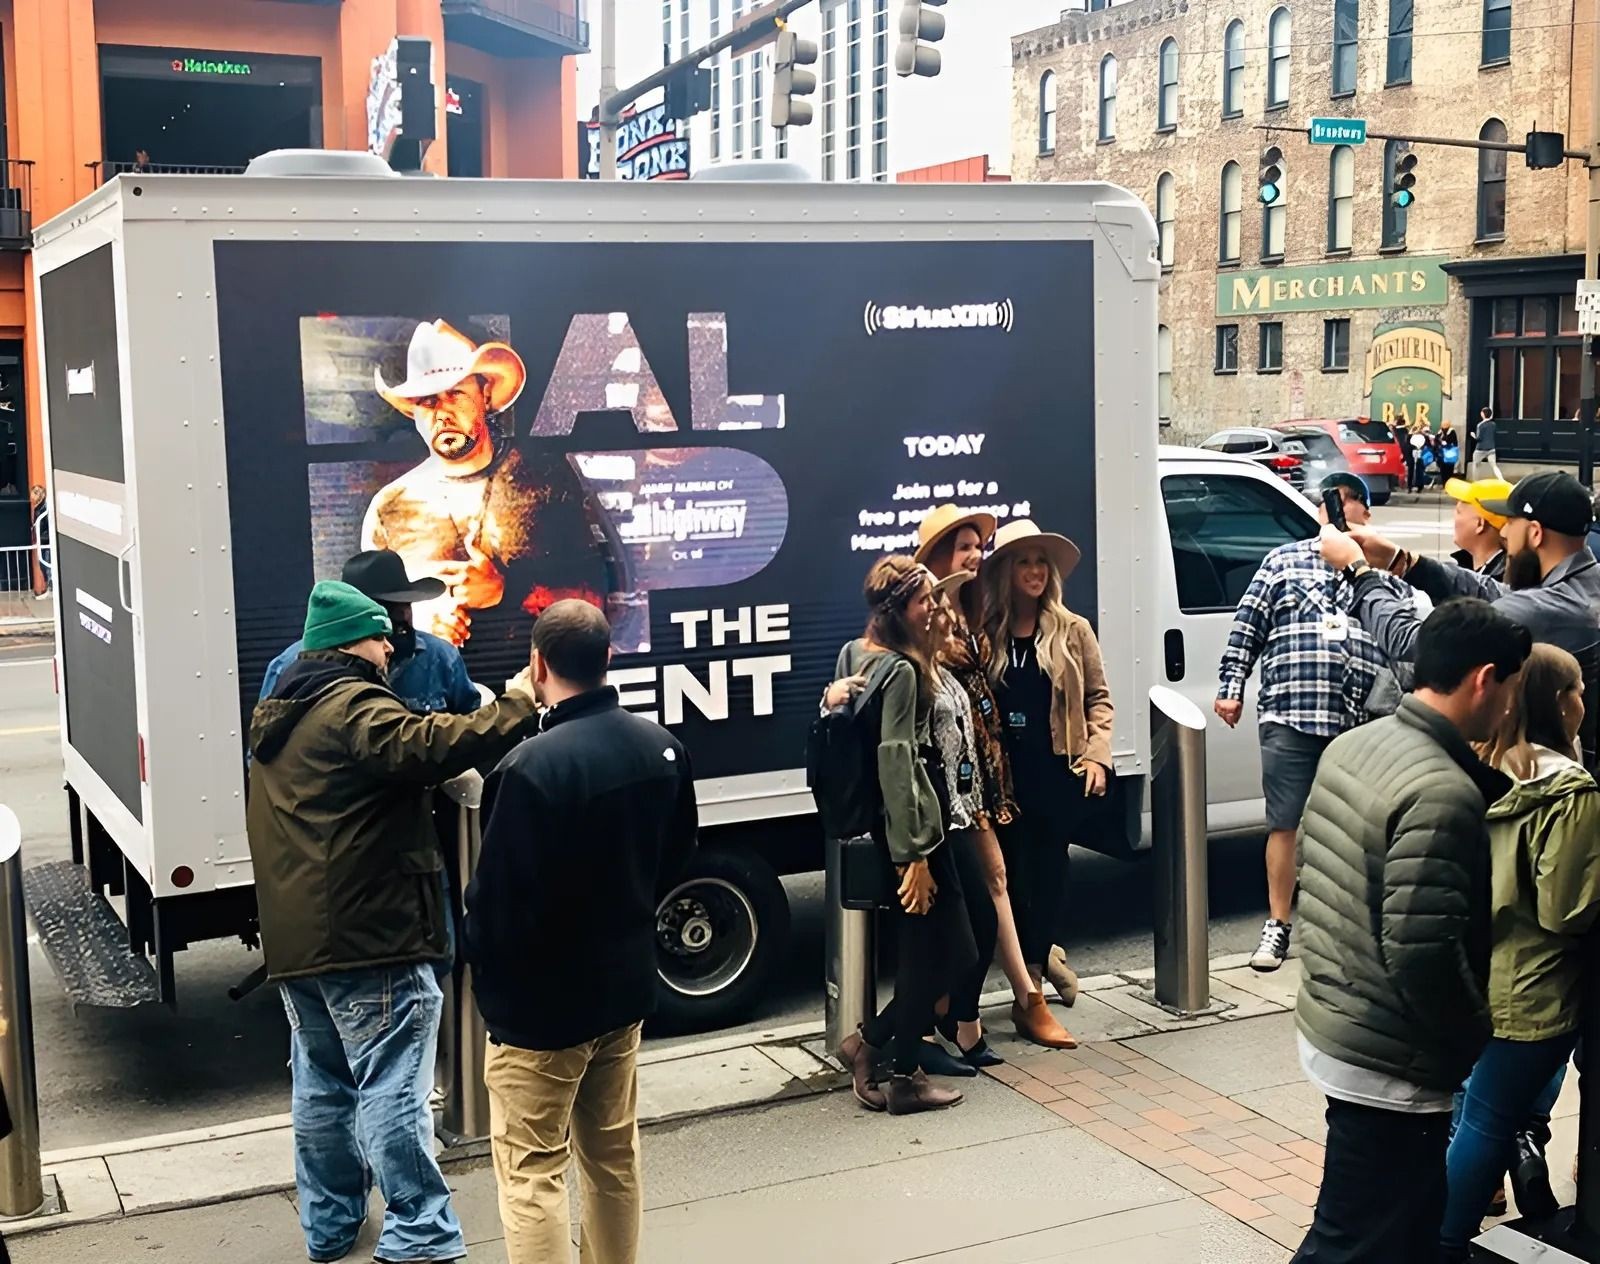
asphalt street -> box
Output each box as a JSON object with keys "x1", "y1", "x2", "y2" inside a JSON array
[{"x1": 0, "y1": 492, "x2": 1460, "y2": 1152}]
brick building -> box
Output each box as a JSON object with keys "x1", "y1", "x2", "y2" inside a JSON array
[
  {"x1": 1011, "y1": 0, "x2": 1592, "y2": 458},
  {"x1": 0, "y1": 0, "x2": 585, "y2": 548}
]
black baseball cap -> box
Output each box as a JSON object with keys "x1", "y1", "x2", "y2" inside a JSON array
[
  {"x1": 1481, "y1": 471, "x2": 1595, "y2": 537},
  {"x1": 1320, "y1": 472, "x2": 1371, "y2": 508}
]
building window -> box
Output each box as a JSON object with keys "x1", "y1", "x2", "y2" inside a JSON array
[
  {"x1": 1216, "y1": 324, "x2": 1240, "y2": 373},
  {"x1": 1039, "y1": 71, "x2": 1057, "y2": 153},
  {"x1": 1263, "y1": 159, "x2": 1286, "y2": 260},
  {"x1": 1158, "y1": 325, "x2": 1174, "y2": 422},
  {"x1": 1324, "y1": 318, "x2": 1351, "y2": 370},
  {"x1": 1267, "y1": 9, "x2": 1291, "y2": 109},
  {"x1": 1388, "y1": 0, "x2": 1414, "y2": 83},
  {"x1": 1156, "y1": 172, "x2": 1175, "y2": 269},
  {"x1": 1259, "y1": 321, "x2": 1284, "y2": 372},
  {"x1": 752, "y1": 51, "x2": 765, "y2": 158},
  {"x1": 1479, "y1": 118, "x2": 1507, "y2": 239},
  {"x1": 1158, "y1": 39, "x2": 1179, "y2": 130},
  {"x1": 1382, "y1": 139, "x2": 1409, "y2": 248},
  {"x1": 710, "y1": 0, "x2": 722, "y2": 160},
  {"x1": 732, "y1": 0, "x2": 747, "y2": 160},
  {"x1": 1099, "y1": 55, "x2": 1118, "y2": 141},
  {"x1": 1483, "y1": 0, "x2": 1511, "y2": 64},
  {"x1": 1223, "y1": 21, "x2": 1245, "y2": 117},
  {"x1": 1328, "y1": 145, "x2": 1355, "y2": 251},
  {"x1": 871, "y1": 0, "x2": 888, "y2": 181},
  {"x1": 845, "y1": 0, "x2": 862, "y2": 181},
  {"x1": 821, "y1": 3, "x2": 837, "y2": 179},
  {"x1": 1333, "y1": 0, "x2": 1358, "y2": 95},
  {"x1": 1220, "y1": 161, "x2": 1242, "y2": 263}
]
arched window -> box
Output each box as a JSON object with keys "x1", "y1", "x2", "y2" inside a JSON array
[
  {"x1": 1478, "y1": 118, "x2": 1508, "y2": 239},
  {"x1": 1158, "y1": 39, "x2": 1179, "y2": 130},
  {"x1": 1263, "y1": 159, "x2": 1287, "y2": 259},
  {"x1": 1220, "y1": 161, "x2": 1242, "y2": 263},
  {"x1": 1157, "y1": 172, "x2": 1176, "y2": 268},
  {"x1": 1267, "y1": 9, "x2": 1292, "y2": 108},
  {"x1": 1223, "y1": 21, "x2": 1245, "y2": 116},
  {"x1": 1328, "y1": 145, "x2": 1355, "y2": 250},
  {"x1": 1099, "y1": 56, "x2": 1119, "y2": 141},
  {"x1": 1039, "y1": 71, "x2": 1057, "y2": 154},
  {"x1": 1382, "y1": 139, "x2": 1410, "y2": 249},
  {"x1": 1158, "y1": 325, "x2": 1174, "y2": 422}
]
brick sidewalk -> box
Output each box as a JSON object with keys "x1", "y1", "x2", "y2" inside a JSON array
[{"x1": 985, "y1": 1039, "x2": 1322, "y2": 1253}]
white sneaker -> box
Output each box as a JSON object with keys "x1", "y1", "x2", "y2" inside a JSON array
[{"x1": 1250, "y1": 919, "x2": 1292, "y2": 972}]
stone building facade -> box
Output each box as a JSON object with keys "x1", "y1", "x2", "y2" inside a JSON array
[{"x1": 1011, "y1": 0, "x2": 1592, "y2": 458}]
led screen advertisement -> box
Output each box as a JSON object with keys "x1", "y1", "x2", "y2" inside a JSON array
[{"x1": 214, "y1": 238, "x2": 1096, "y2": 779}]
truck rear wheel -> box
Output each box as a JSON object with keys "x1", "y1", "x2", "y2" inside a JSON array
[{"x1": 653, "y1": 849, "x2": 789, "y2": 1034}]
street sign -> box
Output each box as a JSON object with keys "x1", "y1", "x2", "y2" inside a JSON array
[
  {"x1": 1308, "y1": 117, "x2": 1367, "y2": 145},
  {"x1": 1579, "y1": 281, "x2": 1600, "y2": 335}
]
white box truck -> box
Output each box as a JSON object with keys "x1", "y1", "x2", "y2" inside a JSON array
[{"x1": 26, "y1": 156, "x2": 1317, "y2": 1029}]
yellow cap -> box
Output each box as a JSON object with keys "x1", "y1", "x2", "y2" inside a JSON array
[{"x1": 1445, "y1": 477, "x2": 1514, "y2": 531}]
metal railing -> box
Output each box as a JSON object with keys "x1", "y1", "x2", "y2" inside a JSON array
[
  {"x1": 87, "y1": 161, "x2": 247, "y2": 185},
  {"x1": 0, "y1": 513, "x2": 50, "y2": 633},
  {"x1": 0, "y1": 162, "x2": 33, "y2": 249}
]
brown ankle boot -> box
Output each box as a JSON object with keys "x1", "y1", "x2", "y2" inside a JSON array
[
  {"x1": 1046, "y1": 944, "x2": 1080, "y2": 1007},
  {"x1": 885, "y1": 1070, "x2": 964, "y2": 1115},
  {"x1": 838, "y1": 1029, "x2": 886, "y2": 1111},
  {"x1": 1012, "y1": 992, "x2": 1078, "y2": 1049}
]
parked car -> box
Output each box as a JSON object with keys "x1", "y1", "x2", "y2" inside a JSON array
[
  {"x1": 1272, "y1": 417, "x2": 1404, "y2": 505},
  {"x1": 1198, "y1": 427, "x2": 1308, "y2": 492}
]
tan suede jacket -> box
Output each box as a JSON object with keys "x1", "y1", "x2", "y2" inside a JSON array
[{"x1": 1049, "y1": 612, "x2": 1116, "y2": 771}]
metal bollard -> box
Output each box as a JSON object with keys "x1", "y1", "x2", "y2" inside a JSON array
[
  {"x1": 1149, "y1": 687, "x2": 1210, "y2": 1015},
  {"x1": 823, "y1": 834, "x2": 875, "y2": 1056},
  {"x1": 0, "y1": 807, "x2": 42, "y2": 1217},
  {"x1": 438, "y1": 774, "x2": 490, "y2": 1144}
]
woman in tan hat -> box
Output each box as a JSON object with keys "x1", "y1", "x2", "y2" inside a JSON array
[
  {"x1": 982, "y1": 520, "x2": 1113, "y2": 1040},
  {"x1": 915, "y1": 506, "x2": 1076, "y2": 1051}
]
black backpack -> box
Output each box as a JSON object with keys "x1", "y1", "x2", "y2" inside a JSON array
[{"x1": 806, "y1": 654, "x2": 901, "y2": 841}]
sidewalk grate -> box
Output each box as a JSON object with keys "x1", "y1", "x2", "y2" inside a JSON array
[{"x1": 985, "y1": 1040, "x2": 1322, "y2": 1253}]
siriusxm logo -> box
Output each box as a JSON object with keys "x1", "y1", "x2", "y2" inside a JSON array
[{"x1": 863, "y1": 299, "x2": 1015, "y2": 336}]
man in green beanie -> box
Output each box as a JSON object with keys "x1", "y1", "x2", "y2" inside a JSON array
[{"x1": 248, "y1": 579, "x2": 537, "y2": 1264}]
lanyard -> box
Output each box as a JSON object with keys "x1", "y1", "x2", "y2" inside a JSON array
[{"x1": 1010, "y1": 636, "x2": 1033, "y2": 673}]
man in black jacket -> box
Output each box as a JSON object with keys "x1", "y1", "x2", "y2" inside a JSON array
[
  {"x1": 464, "y1": 600, "x2": 697, "y2": 1264},
  {"x1": 1292, "y1": 599, "x2": 1527, "y2": 1264}
]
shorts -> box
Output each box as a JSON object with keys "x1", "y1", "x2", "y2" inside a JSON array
[{"x1": 1260, "y1": 722, "x2": 1333, "y2": 832}]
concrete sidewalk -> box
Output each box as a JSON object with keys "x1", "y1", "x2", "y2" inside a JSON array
[{"x1": 7, "y1": 957, "x2": 1581, "y2": 1261}]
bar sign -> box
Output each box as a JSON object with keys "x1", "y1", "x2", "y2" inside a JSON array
[{"x1": 1309, "y1": 117, "x2": 1367, "y2": 145}]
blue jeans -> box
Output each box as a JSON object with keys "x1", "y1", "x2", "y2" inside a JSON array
[
  {"x1": 1441, "y1": 1032, "x2": 1579, "y2": 1249},
  {"x1": 280, "y1": 965, "x2": 466, "y2": 1263}
]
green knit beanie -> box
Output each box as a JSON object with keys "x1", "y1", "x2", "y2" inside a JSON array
[{"x1": 302, "y1": 580, "x2": 393, "y2": 652}]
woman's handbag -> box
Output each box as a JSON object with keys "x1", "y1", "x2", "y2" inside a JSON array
[{"x1": 838, "y1": 833, "x2": 898, "y2": 911}]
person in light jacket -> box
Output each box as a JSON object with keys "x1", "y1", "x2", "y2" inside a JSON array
[
  {"x1": 1439, "y1": 643, "x2": 1600, "y2": 1259},
  {"x1": 982, "y1": 520, "x2": 1112, "y2": 1048}
]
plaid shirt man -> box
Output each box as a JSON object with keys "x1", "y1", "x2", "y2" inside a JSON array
[{"x1": 1217, "y1": 538, "x2": 1385, "y2": 738}]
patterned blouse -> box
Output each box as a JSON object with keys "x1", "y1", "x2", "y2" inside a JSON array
[
  {"x1": 932, "y1": 667, "x2": 983, "y2": 831},
  {"x1": 939, "y1": 616, "x2": 1020, "y2": 826}
]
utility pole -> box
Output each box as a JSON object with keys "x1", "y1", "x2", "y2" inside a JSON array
[
  {"x1": 1580, "y1": 0, "x2": 1600, "y2": 486},
  {"x1": 599, "y1": 0, "x2": 618, "y2": 180}
]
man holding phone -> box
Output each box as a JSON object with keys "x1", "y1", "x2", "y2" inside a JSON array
[{"x1": 1215, "y1": 474, "x2": 1385, "y2": 972}]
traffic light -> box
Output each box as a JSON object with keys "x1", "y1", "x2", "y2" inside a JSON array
[
  {"x1": 1526, "y1": 130, "x2": 1566, "y2": 169},
  {"x1": 894, "y1": 0, "x2": 947, "y2": 78},
  {"x1": 1392, "y1": 151, "x2": 1418, "y2": 208},
  {"x1": 1259, "y1": 145, "x2": 1283, "y2": 205},
  {"x1": 772, "y1": 27, "x2": 818, "y2": 128}
]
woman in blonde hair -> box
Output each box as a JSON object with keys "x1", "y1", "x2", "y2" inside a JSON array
[
  {"x1": 982, "y1": 520, "x2": 1112, "y2": 1048},
  {"x1": 1440, "y1": 643, "x2": 1600, "y2": 1257}
]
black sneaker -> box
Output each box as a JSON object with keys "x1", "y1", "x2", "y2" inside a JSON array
[{"x1": 1250, "y1": 919, "x2": 1292, "y2": 972}]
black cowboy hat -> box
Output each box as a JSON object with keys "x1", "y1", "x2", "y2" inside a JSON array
[{"x1": 341, "y1": 550, "x2": 446, "y2": 604}]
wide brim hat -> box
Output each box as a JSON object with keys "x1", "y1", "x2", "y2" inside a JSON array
[
  {"x1": 341, "y1": 549, "x2": 446, "y2": 604},
  {"x1": 376, "y1": 319, "x2": 527, "y2": 420},
  {"x1": 931, "y1": 570, "x2": 972, "y2": 600},
  {"x1": 987, "y1": 518, "x2": 1082, "y2": 580},
  {"x1": 914, "y1": 504, "x2": 999, "y2": 565}
]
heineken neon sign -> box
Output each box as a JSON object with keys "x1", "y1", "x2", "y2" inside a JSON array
[{"x1": 170, "y1": 57, "x2": 252, "y2": 76}]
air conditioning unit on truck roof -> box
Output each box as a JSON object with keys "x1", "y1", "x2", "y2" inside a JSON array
[{"x1": 25, "y1": 158, "x2": 1168, "y2": 1029}]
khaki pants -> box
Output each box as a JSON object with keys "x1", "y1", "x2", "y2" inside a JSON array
[{"x1": 484, "y1": 1023, "x2": 643, "y2": 1264}]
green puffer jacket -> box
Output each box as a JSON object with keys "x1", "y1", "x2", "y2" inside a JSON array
[
  {"x1": 1296, "y1": 696, "x2": 1511, "y2": 1092},
  {"x1": 247, "y1": 651, "x2": 536, "y2": 982},
  {"x1": 1485, "y1": 748, "x2": 1600, "y2": 1041}
]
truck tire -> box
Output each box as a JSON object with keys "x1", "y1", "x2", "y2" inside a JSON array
[{"x1": 652, "y1": 849, "x2": 790, "y2": 1034}]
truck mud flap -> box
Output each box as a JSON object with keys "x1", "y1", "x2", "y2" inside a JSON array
[{"x1": 22, "y1": 859, "x2": 160, "y2": 1008}]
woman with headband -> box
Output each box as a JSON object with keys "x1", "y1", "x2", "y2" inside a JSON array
[
  {"x1": 915, "y1": 506, "x2": 1076, "y2": 1051},
  {"x1": 831, "y1": 555, "x2": 977, "y2": 1115},
  {"x1": 983, "y1": 520, "x2": 1113, "y2": 1048}
]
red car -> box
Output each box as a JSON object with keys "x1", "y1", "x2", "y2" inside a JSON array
[{"x1": 1271, "y1": 417, "x2": 1405, "y2": 505}]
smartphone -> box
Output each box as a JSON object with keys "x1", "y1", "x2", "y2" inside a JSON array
[{"x1": 1322, "y1": 487, "x2": 1348, "y2": 532}]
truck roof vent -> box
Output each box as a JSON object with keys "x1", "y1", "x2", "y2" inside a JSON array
[
  {"x1": 692, "y1": 160, "x2": 811, "y2": 182},
  {"x1": 244, "y1": 150, "x2": 398, "y2": 179}
]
